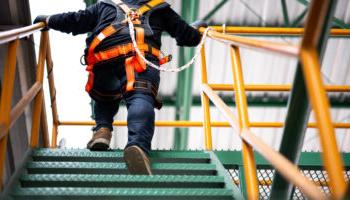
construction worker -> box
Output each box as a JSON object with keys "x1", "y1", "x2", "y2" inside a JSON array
[{"x1": 34, "y1": 0, "x2": 207, "y2": 175}]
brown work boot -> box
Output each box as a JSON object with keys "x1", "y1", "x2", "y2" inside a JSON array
[
  {"x1": 87, "y1": 127, "x2": 112, "y2": 151},
  {"x1": 124, "y1": 145, "x2": 152, "y2": 175}
]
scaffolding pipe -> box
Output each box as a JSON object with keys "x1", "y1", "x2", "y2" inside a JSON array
[
  {"x1": 230, "y1": 46, "x2": 259, "y2": 199},
  {"x1": 200, "y1": 83, "x2": 326, "y2": 200},
  {"x1": 199, "y1": 43, "x2": 213, "y2": 150}
]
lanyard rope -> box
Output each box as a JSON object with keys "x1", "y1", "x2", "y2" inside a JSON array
[{"x1": 127, "y1": 16, "x2": 211, "y2": 72}]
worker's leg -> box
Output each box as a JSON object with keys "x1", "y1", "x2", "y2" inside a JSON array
[
  {"x1": 87, "y1": 62, "x2": 122, "y2": 151},
  {"x1": 124, "y1": 93, "x2": 155, "y2": 175},
  {"x1": 125, "y1": 93, "x2": 155, "y2": 154}
]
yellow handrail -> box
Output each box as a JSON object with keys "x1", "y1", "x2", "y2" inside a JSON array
[
  {"x1": 208, "y1": 26, "x2": 350, "y2": 36},
  {"x1": 0, "y1": 23, "x2": 51, "y2": 189},
  {"x1": 0, "y1": 23, "x2": 45, "y2": 44},
  {"x1": 201, "y1": 84, "x2": 326, "y2": 200},
  {"x1": 210, "y1": 83, "x2": 350, "y2": 92},
  {"x1": 58, "y1": 120, "x2": 350, "y2": 129},
  {"x1": 199, "y1": 27, "x2": 299, "y2": 57}
]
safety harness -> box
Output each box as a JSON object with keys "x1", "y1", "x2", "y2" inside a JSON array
[{"x1": 85, "y1": 0, "x2": 171, "y2": 107}]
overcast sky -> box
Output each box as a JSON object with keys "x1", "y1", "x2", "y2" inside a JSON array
[{"x1": 30, "y1": 0, "x2": 93, "y2": 148}]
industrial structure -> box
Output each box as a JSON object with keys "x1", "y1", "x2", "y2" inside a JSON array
[{"x1": 0, "y1": 0, "x2": 349, "y2": 199}]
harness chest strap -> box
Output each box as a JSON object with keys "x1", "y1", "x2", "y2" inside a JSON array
[{"x1": 85, "y1": 0, "x2": 171, "y2": 94}]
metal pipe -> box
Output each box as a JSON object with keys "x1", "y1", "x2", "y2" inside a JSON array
[
  {"x1": 30, "y1": 31, "x2": 48, "y2": 148},
  {"x1": 0, "y1": 40, "x2": 19, "y2": 190},
  {"x1": 0, "y1": 23, "x2": 45, "y2": 45},
  {"x1": 45, "y1": 34, "x2": 60, "y2": 148},
  {"x1": 200, "y1": 83, "x2": 326, "y2": 200},
  {"x1": 300, "y1": 48, "x2": 346, "y2": 198},
  {"x1": 199, "y1": 44, "x2": 213, "y2": 150},
  {"x1": 206, "y1": 26, "x2": 350, "y2": 36},
  {"x1": 298, "y1": 0, "x2": 346, "y2": 198},
  {"x1": 200, "y1": 28, "x2": 299, "y2": 57},
  {"x1": 230, "y1": 46, "x2": 259, "y2": 199},
  {"x1": 40, "y1": 100, "x2": 50, "y2": 148},
  {"x1": 58, "y1": 120, "x2": 350, "y2": 129},
  {"x1": 8, "y1": 82, "x2": 42, "y2": 132},
  {"x1": 210, "y1": 83, "x2": 350, "y2": 92}
]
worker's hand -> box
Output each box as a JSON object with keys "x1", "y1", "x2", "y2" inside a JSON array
[
  {"x1": 33, "y1": 15, "x2": 50, "y2": 31},
  {"x1": 191, "y1": 20, "x2": 208, "y2": 30}
]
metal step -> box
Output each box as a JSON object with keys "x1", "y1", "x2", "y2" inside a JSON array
[
  {"x1": 32, "y1": 149, "x2": 211, "y2": 163},
  {"x1": 26, "y1": 161, "x2": 218, "y2": 175},
  {"x1": 12, "y1": 187, "x2": 235, "y2": 200},
  {"x1": 20, "y1": 174, "x2": 225, "y2": 188}
]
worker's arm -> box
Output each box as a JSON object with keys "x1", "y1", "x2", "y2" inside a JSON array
[
  {"x1": 159, "y1": 7, "x2": 202, "y2": 47},
  {"x1": 46, "y1": 4, "x2": 99, "y2": 35}
]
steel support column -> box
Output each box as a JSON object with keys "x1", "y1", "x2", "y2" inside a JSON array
[
  {"x1": 297, "y1": 0, "x2": 350, "y2": 29},
  {"x1": 270, "y1": 0, "x2": 338, "y2": 199},
  {"x1": 173, "y1": 0, "x2": 199, "y2": 150},
  {"x1": 202, "y1": 0, "x2": 229, "y2": 21},
  {"x1": 281, "y1": 0, "x2": 290, "y2": 26}
]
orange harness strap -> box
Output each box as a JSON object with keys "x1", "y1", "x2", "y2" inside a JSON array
[
  {"x1": 85, "y1": 25, "x2": 118, "y2": 92},
  {"x1": 85, "y1": 0, "x2": 172, "y2": 94},
  {"x1": 124, "y1": 20, "x2": 147, "y2": 92}
]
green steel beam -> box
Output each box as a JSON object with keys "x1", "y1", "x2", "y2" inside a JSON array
[
  {"x1": 160, "y1": 95, "x2": 350, "y2": 108},
  {"x1": 291, "y1": 8, "x2": 308, "y2": 27},
  {"x1": 281, "y1": 0, "x2": 290, "y2": 26},
  {"x1": 297, "y1": 0, "x2": 350, "y2": 29},
  {"x1": 213, "y1": 151, "x2": 350, "y2": 168},
  {"x1": 174, "y1": 0, "x2": 199, "y2": 150},
  {"x1": 208, "y1": 151, "x2": 244, "y2": 200},
  {"x1": 270, "y1": 1, "x2": 338, "y2": 199},
  {"x1": 202, "y1": 0, "x2": 229, "y2": 21},
  {"x1": 238, "y1": 165, "x2": 247, "y2": 199}
]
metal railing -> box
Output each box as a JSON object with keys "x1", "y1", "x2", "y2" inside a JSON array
[
  {"x1": 0, "y1": 0, "x2": 349, "y2": 198},
  {"x1": 198, "y1": 0, "x2": 348, "y2": 199}
]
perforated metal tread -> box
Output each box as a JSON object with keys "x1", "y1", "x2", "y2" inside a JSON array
[
  {"x1": 26, "y1": 161, "x2": 218, "y2": 175},
  {"x1": 12, "y1": 187, "x2": 235, "y2": 200},
  {"x1": 20, "y1": 174, "x2": 225, "y2": 188},
  {"x1": 8, "y1": 149, "x2": 238, "y2": 200},
  {"x1": 32, "y1": 148, "x2": 211, "y2": 163}
]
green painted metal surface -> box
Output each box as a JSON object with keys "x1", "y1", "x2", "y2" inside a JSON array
[
  {"x1": 291, "y1": 8, "x2": 308, "y2": 27},
  {"x1": 270, "y1": 1, "x2": 339, "y2": 199},
  {"x1": 12, "y1": 187, "x2": 235, "y2": 200},
  {"x1": 9, "y1": 149, "x2": 238, "y2": 200},
  {"x1": 208, "y1": 151, "x2": 244, "y2": 200},
  {"x1": 281, "y1": 0, "x2": 290, "y2": 26},
  {"x1": 20, "y1": 174, "x2": 225, "y2": 188},
  {"x1": 174, "y1": 0, "x2": 199, "y2": 150},
  {"x1": 214, "y1": 151, "x2": 350, "y2": 168},
  {"x1": 202, "y1": 0, "x2": 229, "y2": 21},
  {"x1": 297, "y1": 0, "x2": 350, "y2": 29}
]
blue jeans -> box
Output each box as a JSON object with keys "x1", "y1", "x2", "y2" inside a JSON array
[
  {"x1": 92, "y1": 57, "x2": 158, "y2": 155},
  {"x1": 94, "y1": 93, "x2": 155, "y2": 155}
]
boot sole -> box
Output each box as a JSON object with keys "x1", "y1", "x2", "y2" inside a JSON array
[
  {"x1": 124, "y1": 146, "x2": 152, "y2": 175},
  {"x1": 87, "y1": 138, "x2": 110, "y2": 151}
]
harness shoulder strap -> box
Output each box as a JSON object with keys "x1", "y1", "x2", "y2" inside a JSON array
[{"x1": 138, "y1": 0, "x2": 165, "y2": 16}]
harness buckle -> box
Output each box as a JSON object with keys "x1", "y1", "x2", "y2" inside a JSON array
[{"x1": 128, "y1": 9, "x2": 140, "y2": 22}]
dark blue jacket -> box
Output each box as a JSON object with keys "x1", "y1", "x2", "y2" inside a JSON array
[{"x1": 47, "y1": 1, "x2": 201, "y2": 55}]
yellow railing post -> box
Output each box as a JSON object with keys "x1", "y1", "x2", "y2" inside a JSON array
[
  {"x1": 299, "y1": 0, "x2": 347, "y2": 198},
  {"x1": 230, "y1": 46, "x2": 259, "y2": 199},
  {"x1": 0, "y1": 39, "x2": 19, "y2": 190},
  {"x1": 44, "y1": 34, "x2": 59, "y2": 148},
  {"x1": 199, "y1": 44, "x2": 213, "y2": 150},
  {"x1": 30, "y1": 31, "x2": 48, "y2": 148}
]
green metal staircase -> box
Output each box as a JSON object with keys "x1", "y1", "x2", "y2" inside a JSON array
[{"x1": 7, "y1": 148, "x2": 242, "y2": 200}]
